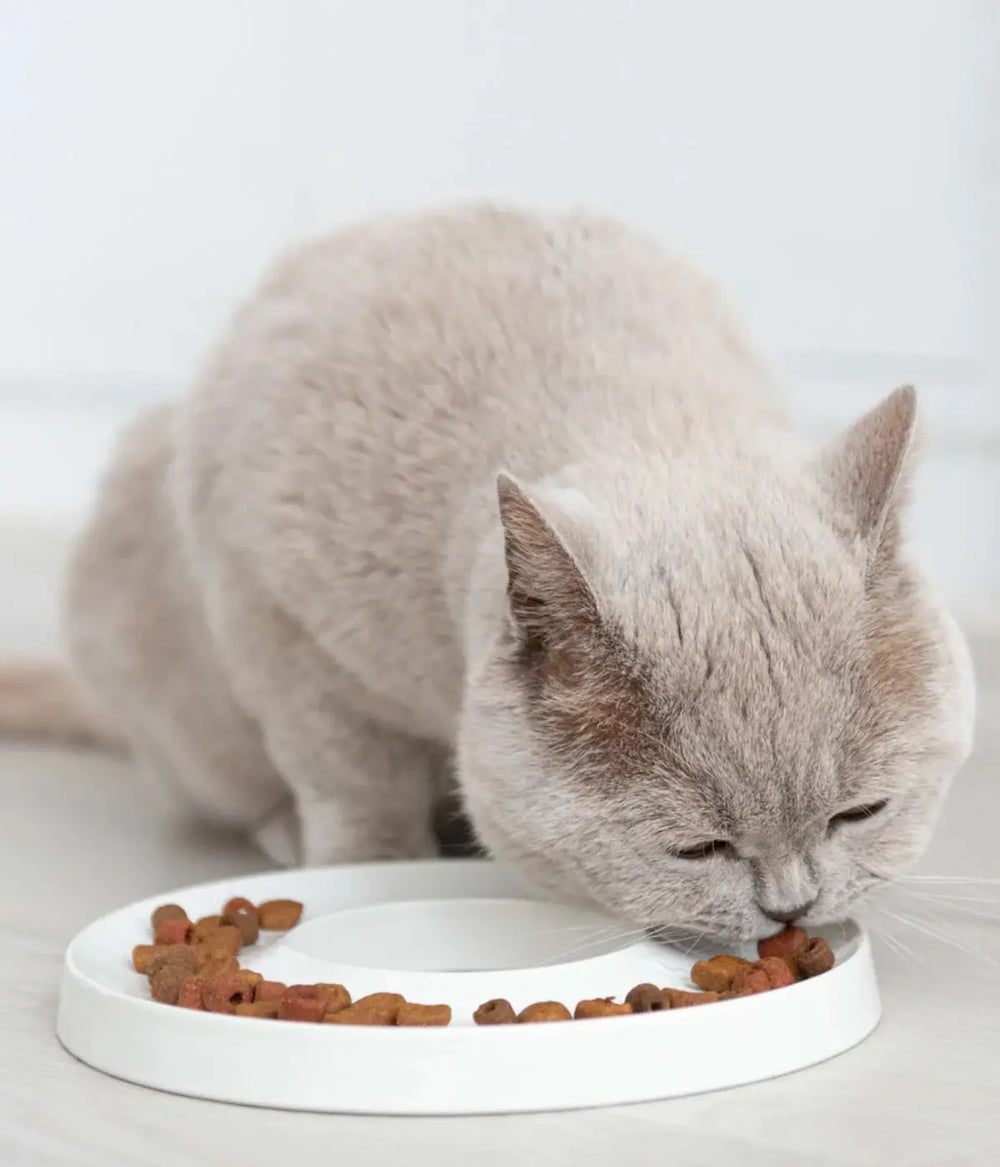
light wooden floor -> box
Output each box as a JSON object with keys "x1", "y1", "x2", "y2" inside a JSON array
[{"x1": 1, "y1": 528, "x2": 998, "y2": 1167}]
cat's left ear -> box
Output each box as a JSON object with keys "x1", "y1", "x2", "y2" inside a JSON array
[
  {"x1": 495, "y1": 473, "x2": 599, "y2": 653},
  {"x1": 820, "y1": 385, "x2": 918, "y2": 559}
]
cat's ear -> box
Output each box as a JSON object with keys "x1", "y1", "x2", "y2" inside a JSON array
[
  {"x1": 496, "y1": 474, "x2": 599, "y2": 651},
  {"x1": 820, "y1": 385, "x2": 917, "y2": 557}
]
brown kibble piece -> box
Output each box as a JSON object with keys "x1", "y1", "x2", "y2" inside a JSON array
[
  {"x1": 756, "y1": 955, "x2": 796, "y2": 989},
  {"x1": 202, "y1": 972, "x2": 255, "y2": 1014},
  {"x1": 473, "y1": 998, "x2": 516, "y2": 1025},
  {"x1": 149, "y1": 963, "x2": 189, "y2": 1005},
  {"x1": 223, "y1": 896, "x2": 257, "y2": 916},
  {"x1": 150, "y1": 904, "x2": 188, "y2": 932},
  {"x1": 778, "y1": 954, "x2": 802, "y2": 982},
  {"x1": 210, "y1": 924, "x2": 243, "y2": 954},
  {"x1": 690, "y1": 954, "x2": 752, "y2": 992},
  {"x1": 254, "y1": 980, "x2": 287, "y2": 1003},
  {"x1": 221, "y1": 909, "x2": 259, "y2": 947},
  {"x1": 235, "y1": 998, "x2": 281, "y2": 1018},
  {"x1": 192, "y1": 915, "x2": 224, "y2": 942},
  {"x1": 625, "y1": 983, "x2": 671, "y2": 1012},
  {"x1": 663, "y1": 988, "x2": 720, "y2": 1008},
  {"x1": 344, "y1": 992, "x2": 405, "y2": 1024},
  {"x1": 147, "y1": 945, "x2": 200, "y2": 979},
  {"x1": 258, "y1": 899, "x2": 303, "y2": 930},
  {"x1": 178, "y1": 977, "x2": 206, "y2": 1010},
  {"x1": 192, "y1": 925, "x2": 243, "y2": 962},
  {"x1": 199, "y1": 955, "x2": 241, "y2": 978},
  {"x1": 315, "y1": 983, "x2": 351, "y2": 1014},
  {"x1": 574, "y1": 998, "x2": 633, "y2": 1019},
  {"x1": 278, "y1": 986, "x2": 328, "y2": 1022},
  {"x1": 132, "y1": 944, "x2": 168, "y2": 973},
  {"x1": 517, "y1": 1001, "x2": 572, "y2": 1023},
  {"x1": 154, "y1": 917, "x2": 193, "y2": 947},
  {"x1": 729, "y1": 967, "x2": 772, "y2": 996},
  {"x1": 323, "y1": 992, "x2": 405, "y2": 1026},
  {"x1": 796, "y1": 936, "x2": 836, "y2": 978},
  {"x1": 194, "y1": 939, "x2": 234, "y2": 967},
  {"x1": 396, "y1": 1002, "x2": 452, "y2": 1027},
  {"x1": 757, "y1": 926, "x2": 808, "y2": 962}
]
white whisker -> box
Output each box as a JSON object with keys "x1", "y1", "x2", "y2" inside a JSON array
[
  {"x1": 896, "y1": 890, "x2": 1000, "y2": 921},
  {"x1": 901, "y1": 892, "x2": 1000, "y2": 905},
  {"x1": 868, "y1": 914, "x2": 919, "y2": 963},
  {"x1": 541, "y1": 925, "x2": 651, "y2": 965},
  {"x1": 522, "y1": 920, "x2": 628, "y2": 939},
  {"x1": 879, "y1": 907, "x2": 999, "y2": 967}
]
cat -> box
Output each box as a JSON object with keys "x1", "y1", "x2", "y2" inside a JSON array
[{"x1": 0, "y1": 204, "x2": 975, "y2": 940}]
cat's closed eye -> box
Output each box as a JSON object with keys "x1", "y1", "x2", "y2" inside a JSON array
[
  {"x1": 828, "y1": 799, "x2": 889, "y2": 831},
  {"x1": 672, "y1": 839, "x2": 735, "y2": 860}
]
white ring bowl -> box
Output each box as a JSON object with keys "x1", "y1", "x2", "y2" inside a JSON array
[{"x1": 57, "y1": 859, "x2": 881, "y2": 1114}]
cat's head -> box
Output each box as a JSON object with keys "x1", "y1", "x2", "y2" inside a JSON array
[{"x1": 458, "y1": 388, "x2": 975, "y2": 941}]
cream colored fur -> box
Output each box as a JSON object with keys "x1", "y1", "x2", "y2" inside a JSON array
[{"x1": 1, "y1": 205, "x2": 975, "y2": 937}]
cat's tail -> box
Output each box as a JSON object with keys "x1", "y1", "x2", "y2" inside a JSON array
[{"x1": 0, "y1": 659, "x2": 125, "y2": 751}]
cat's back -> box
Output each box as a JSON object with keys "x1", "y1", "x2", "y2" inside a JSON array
[
  {"x1": 183, "y1": 202, "x2": 774, "y2": 520},
  {"x1": 174, "y1": 205, "x2": 778, "y2": 731}
]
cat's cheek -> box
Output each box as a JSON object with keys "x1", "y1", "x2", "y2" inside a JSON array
[
  {"x1": 456, "y1": 771, "x2": 598, "y2": 908},
  {"x1": 859, "y1": 790, "x2": 946, "y2": 878}
]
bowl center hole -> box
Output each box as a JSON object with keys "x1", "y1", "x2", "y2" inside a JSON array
[{"x1": 286, "y1": 897, "x2": 631, "y2": 971}]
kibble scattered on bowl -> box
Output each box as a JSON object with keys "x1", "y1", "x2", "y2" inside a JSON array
[
  {"x1": 131, "y1": 897, "x2": 836, "y2": 1029},
  {"x1": 516, "y1": 1001, "x2": 573, "y2": 1023},
  {"x1": 472, "y1": 998, "x2": 516, "y2": 1025}
]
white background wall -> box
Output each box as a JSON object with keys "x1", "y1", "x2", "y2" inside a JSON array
[{"x1": 1, "y1": 0, "x2": 997, "y2": 615}]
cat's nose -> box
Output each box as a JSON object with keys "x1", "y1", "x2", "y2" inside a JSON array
[{"x1": 762, "y1": 898, "x2": 816, "y2": 924}]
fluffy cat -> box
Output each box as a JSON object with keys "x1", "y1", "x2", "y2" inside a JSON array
[{"x1": 2, "y1": 204, "x2": 976, "y2": 939}]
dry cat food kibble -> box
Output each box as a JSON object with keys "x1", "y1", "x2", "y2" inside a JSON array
[
  {"x1": 254, "y1": 980, "x2": 287, "y2": 1003},
  {"x1": 690, "y1": 955, "x2": 752, "y2": 992},
  {"x1": 796, "y1": 936, "x2": 836, "y2": 978},
  {"x1": 199, "y1": 955, "x2": 241, "y2": 978},
  {"x1": 574, "y1": 998, "x2": 633, "y2": 1019},
  {"x1": 275, "y1": 982, "x2": 350, "y2": 1024},
  {"x1": 315, "y1": 983, "x2": 352, "y2": 1015},
  {"x1": 223, "y1": 897, "x2": 257, "y2": 916},
  {"x1": 131, "y1": 944, "x2": 166, "y2": 974},
  {"x1": 473, "y1": 998, "x2": 517, "y2": 1025},
  {"x1": 202, "y1": 972, "x2": 255, "y2": 1014},
  {"x1": 132, "y1": 894, "x2": 837, "y2": 1029},
  {"x1": 729, "y1": 965, "x2": 772, "y2": 995},
  {"x1": 324, "y1": 992, "x2": 406, "y2": 1025},
  {"x1": 154, "y1": 917, "x2": 193, "y2": 946},
  {"x1": 665, "y1": 988, "x2": 720, "y2": 1007},
  {"x1": 235, "y1": 998, "x2": 281, "y2": 1018},
  {"x1": 258, "y1": 900, "x2": 303, "y2": 930},
  {"x1": 625, "y1": 983, "x2": 671, "y2": 1012},
  {"x1": 150, "y1": 904, "x2": 188, "y2": 931},
  {"x1": 755, "y1": 956, "x2": 797, "y2": 989},
  {"x1": 221, "y1": 908, "x2": 259, "y2": 947},
  {"x1": 178, "y1": 976, "x2": 206, "y2": 1010},
  {"x1": 147, "y1": 945, "x2": 200, "y2": 979},
  {"x1": 278, "y1": 985, "x2": 329, "y2": 1023},
  {"x1": 517, "y1": 1001, "x2": 573, "y2": 1023},
  {"x1": 396, "y1": 1003, "x2": 452, "y2": 1027},
  {"x1": 757, "y1": 926, "x2": 808, "y2": 961},
  {"x1": 192, "y1": 915, "x2": 224, "y2": 942},
  {"x1": 149, "y1": 963, "x2": 191, "y2": 1005}
]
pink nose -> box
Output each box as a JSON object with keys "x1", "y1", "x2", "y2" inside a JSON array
[{"x1": 762, "y1": 899, "x2": 815, "y2": 924}]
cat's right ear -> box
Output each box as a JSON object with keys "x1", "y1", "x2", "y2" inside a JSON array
[
  {"x1": 496, "y1": 474, "x2": 599, "y2": 653},
  {"x1": 819, "y1": 385, "x2": 918, "y2": 562}
]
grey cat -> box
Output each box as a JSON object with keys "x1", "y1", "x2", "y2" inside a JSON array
[{"x1": 0, "y1": 204, "x2": 975, "y2": 940}]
